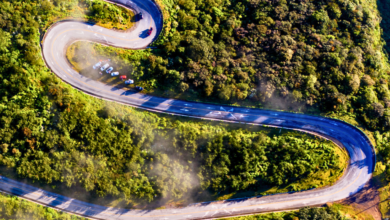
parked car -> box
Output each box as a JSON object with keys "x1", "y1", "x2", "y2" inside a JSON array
[
  {"x1": 93, "y1": 61, "x2": 102, "y2": 69},
  {"x1": 120, "y1": 75, "x2": 127, "y2": 80},
  {"x1": 111, "y1": 72, "x2": 119, "y2": 76},
  {"x1": 135, "y1": 86, "x2": 144, "y2": 91},
  {"x1": 147, "y1": 28, "x2": 153, "y2": 36},
  {"x1": 100, "y1": 63, "x2": 109, "y2": 71},
  {"x1": 125, "y1": 79, "x2": 134, "y2": 85},
  {"x1": 106, "y1": 67, "x2": 114, "y2": 74}
]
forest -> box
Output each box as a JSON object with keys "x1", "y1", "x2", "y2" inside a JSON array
[
  {"x1": 0, "y1": 0, "x2": 350, "y2": 208},
  {"x1": 72, "y1": 0, "x2": 390, "y2": 132},
  {"x1": 0, "y1": 193, "x2": 85, "y2": 220}
]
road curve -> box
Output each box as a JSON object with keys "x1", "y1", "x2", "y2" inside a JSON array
[{"x1": 4, "y1": 0, "x2": 375, "y2": 219}]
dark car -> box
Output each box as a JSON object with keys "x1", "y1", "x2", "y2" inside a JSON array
[
  {"x1": 138, "y1": 12, "x2": 143, "y2": 20},
  {"x1": 147, "y1": 28, "x2": 153, "y2": 36},
  {"x1": 135, "y1": 86, "x2": 143, "y2": 91}
]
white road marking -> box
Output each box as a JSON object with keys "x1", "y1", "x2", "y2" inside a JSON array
[
  {"x1": 223, "y1": 209, "x2": 232, "y2": 214},
  {"x1": 180, "y1": 109, "x2": 189, "y2": 112},
  {"x1": 229, "y1": 113, "x2": 237, "y2": 119},
  {"x1": 36, "y1": 0, "x2": 372, "y2": 218},
  {"x1": 184, "y1": 104, "x2": 192, "y2": 106},
  {"x1": 210, "y1": 210, "x2": 219, "y2": 216},
  {"x1": 228, "y1": 108, "x2": 234, "y2": 112},
  {"x1": 220, "y1": 107, "x2": 226, "y2": 111},
  {"x1": 202, "y1": 211, "x2": 210, "y2": 217}
]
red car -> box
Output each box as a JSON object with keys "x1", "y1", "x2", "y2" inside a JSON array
[
  {"x1": 120, "y1": 75, "x2": 127, "y2": 80},
  {"x1": 147, "y1": 28, "x2": 153, "y2": 36}
]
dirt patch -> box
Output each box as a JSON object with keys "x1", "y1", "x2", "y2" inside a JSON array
[{"x1": 339, "y1": 180, "x2": 383, "y2": 220}]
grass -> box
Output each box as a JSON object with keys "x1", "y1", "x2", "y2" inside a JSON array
[
  {"x1": 220, "y1": 203, "x2": 375, "y2": 220},
  {"x1": 66, "y1": 42, "x2": 145, "y2": 91},
  {"x1": 372, "y1": 153, "x2": 390, "y2": 219},
  {"x1": 0, "y1": 192, "x2": 86, "y2": 220},
  {"x1": 331, "y1": 203, "x2": 375, "y2": 220}
]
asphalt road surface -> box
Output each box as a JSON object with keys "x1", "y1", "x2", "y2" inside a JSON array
[{"x1": 2, "y1": 0, "x2": 375, "y2": 219}]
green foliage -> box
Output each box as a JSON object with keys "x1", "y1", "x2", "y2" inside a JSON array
[
  {"x1": 87, "y1": 0, "x2": 132, "y2": 26},
  {"x1": 223, "y1": 206, "x2": 344, "y2": 220},
  {"x1": 87, "y1": 0, "x2": 390, "y2": 131},
  {"x1": 0, "y1": 0, "x2": 366, "y2": 209},
  {"x1": 0, "y1": 193, "x2": 85, "y2": 220},
  {"x1": 0, "y1": 90, "x2": 342, "y2": 202}
]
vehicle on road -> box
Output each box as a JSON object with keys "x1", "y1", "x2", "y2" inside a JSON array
[
  {"x1": 111, "y1": 72, "x2": 119, "y2": 76},
  {"x1": 125, "y1": 79, "x2": 134, "y2": 84},
  {"x1": 147, "y1": 28, "x2": 153, "y2": 36},
  {"x1": 40, "y1": 0, "x2": 375, "y2": 218},
  {"x1": 120, "y1": 75, "x2": 127, "y2": 80},
  {"x1": 138, "y1": 12, "x2": 143, "y2": 20},
  {"x1": 93, "y1": 61, "x2": 102, "y2": 69},
  {"x1": 100, "y1": 63, "x2": 109, "y2": 71},
  {"x1": 106, "y1": 67, "x2": 114, "y2": 74}
]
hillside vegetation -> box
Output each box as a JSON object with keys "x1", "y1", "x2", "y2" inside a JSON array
[
  {"x1": 0, "y1": 192, "x2": 85, "y2": 220},
  {"x1": 75, "y1": 0, "x2": 390, "y2": 132},
  {"x1": 223, "y1": 204, "x2": 374, "y2": 220},
  {"x1": 0, "y1": 0, "x2": 350, "y2": 209}
]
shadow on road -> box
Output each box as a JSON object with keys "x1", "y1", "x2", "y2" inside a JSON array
[{"x1": 139, "y1": 29, "x2": 152, "y2": 39}]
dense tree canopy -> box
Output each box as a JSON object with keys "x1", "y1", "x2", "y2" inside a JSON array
[
  {"x1": 0, "y1": 0, "x2": 345, "y2": 206},
  {"x1": 80, "y1": 0, "x2": 390, "y2": 131}
]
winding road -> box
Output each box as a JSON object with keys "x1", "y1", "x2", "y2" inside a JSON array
[{"x1": 1, "y1": 0, "x2": 376, "y2": 219}]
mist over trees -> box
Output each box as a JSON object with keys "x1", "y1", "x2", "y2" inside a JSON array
[
  {"x1": 115, "y1": 0, "x2": 389, "y2": 131},
  {"x1": 0, "y1": 0, "x2": 344, "y2": 205}
]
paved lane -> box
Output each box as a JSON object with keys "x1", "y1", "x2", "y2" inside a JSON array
[{"x1": 4, "y1": 0, "x2": 375, "y2": 219}]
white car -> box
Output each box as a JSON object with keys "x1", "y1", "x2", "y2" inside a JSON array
[
  {"x1": 106, "y1": 67, "x2": 114, "y2": 74},
  {"x1": 100, "y1": 63, "x2": 109, "y2": 71},
  {"x1": 111, "y1": 72, "x2": 119, "y2": 76},
  {"x1": 125, "y1": 79, "x2": 134, "y2": 85},
  {"x1": 93, "y1": 61, "x2": 102, "y2": 69}
]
